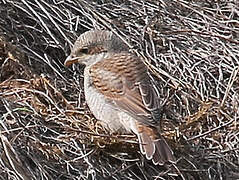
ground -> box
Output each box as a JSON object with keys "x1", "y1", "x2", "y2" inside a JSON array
[{"x1": 0, "y1": 1, "x2": 239, "y2": 180}]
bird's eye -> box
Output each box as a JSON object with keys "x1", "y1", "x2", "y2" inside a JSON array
[{"x1": 79, "y1": 48, "x2": 88, "y2": 54}]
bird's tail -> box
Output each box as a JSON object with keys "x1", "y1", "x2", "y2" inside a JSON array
[{"x1": 136, "y1": 124, "x2": 175, "y2": 165}]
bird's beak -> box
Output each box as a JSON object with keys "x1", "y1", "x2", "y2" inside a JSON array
[{"x1": 64, "y1": 56, "x2": 79, "y2": 66}]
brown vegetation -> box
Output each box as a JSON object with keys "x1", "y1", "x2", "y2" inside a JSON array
[{"x1": 0, "y1": 1, "x2": 239, "y2": 179}]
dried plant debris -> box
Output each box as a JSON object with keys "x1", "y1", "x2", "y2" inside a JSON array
[{"x1": 0, "y1": 0, "x2": 239, "y2": 179}]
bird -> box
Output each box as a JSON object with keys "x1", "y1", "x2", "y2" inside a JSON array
[{"x1": 64, "y1": 30, "x2": 175, "y2": 165}]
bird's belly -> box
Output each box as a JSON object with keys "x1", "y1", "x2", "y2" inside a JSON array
[
  {"x1": 84, "y1": 73, "x2": 135, "y2": 133},
  {"x1": 85, "y1": 85, "x2": 135, "y2": 133}
]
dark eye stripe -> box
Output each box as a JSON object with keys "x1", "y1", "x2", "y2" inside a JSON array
[{"x1": 79, "y1": 48, "x2": 88, "y2": 54}]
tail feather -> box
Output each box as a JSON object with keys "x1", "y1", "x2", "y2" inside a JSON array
[
  {"x1": 152, "y1": 137, "x2": 175, "y2": 165},
  {"x1": 139, "y1": 131, "x2": 155, "y2": 159},
  {"x1": 137, "y1": 125, "x2": 175, "y2": 165}
]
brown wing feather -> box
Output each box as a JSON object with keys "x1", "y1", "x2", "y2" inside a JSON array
[{"x1": 89, "y1": 53, "x2": 159, "y2": 125}]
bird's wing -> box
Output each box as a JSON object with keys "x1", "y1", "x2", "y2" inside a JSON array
[{"x1": 89, "y1": 53, "x2": 161, "y2": 126}]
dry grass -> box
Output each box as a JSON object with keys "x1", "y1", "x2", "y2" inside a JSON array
[{"x1": 0, "y1": 0, "x2": 239, "y2": 179}]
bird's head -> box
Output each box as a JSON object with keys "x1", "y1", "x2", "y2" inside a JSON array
[{"x1": 64, "y1": 30, "x2": 128, "y2": 67}]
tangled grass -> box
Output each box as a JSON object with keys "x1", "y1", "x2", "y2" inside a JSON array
[{"x1": 0, "y1": 0, "x2": 239, "y2": 179}]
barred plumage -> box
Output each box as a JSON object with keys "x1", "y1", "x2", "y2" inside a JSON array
[{"x1": 65, "y1": 30, "x2": 175, "y2": 165}]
